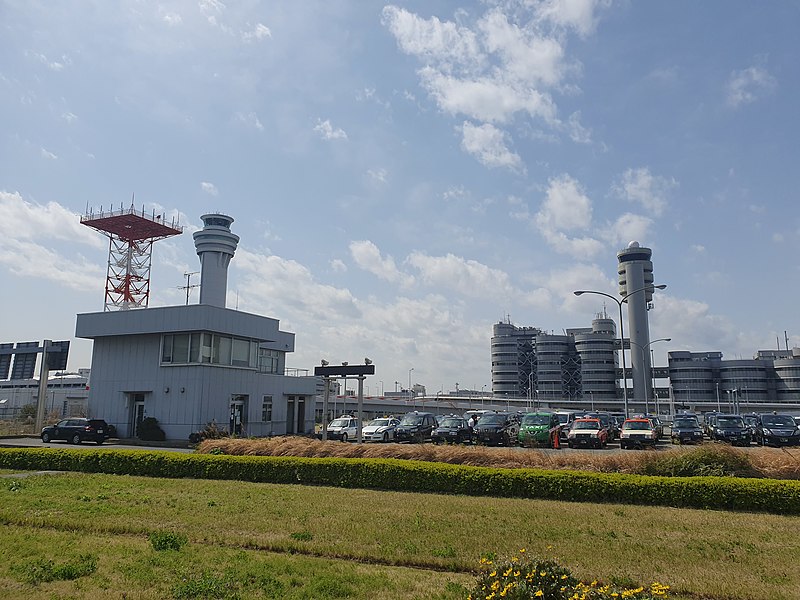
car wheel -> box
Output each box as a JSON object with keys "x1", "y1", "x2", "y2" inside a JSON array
[
  {"x1": 41, "y1": 432, "x2": 51, "y2": 443},
  {"x1": 620, "y1": 442, "x2": 627, "y2": 450},
  {"x1": 71, "y1": 433, "x2": 82, "y2": 445},
  {"x1": 382, "y1": 432, "x2": 389, "y2": 443},
  {"x1": 341, "y1": 433, "x2": 348, "y2": 443}
]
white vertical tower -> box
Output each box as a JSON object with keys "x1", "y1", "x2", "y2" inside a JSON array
[
  {"x1": 193, "y1": 214, "x2": 240, "y2": 308},
  {"x1": 617, "y1": 241, "x2": 654, "y2": 405}
]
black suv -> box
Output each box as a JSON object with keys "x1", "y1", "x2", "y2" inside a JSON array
[
  {"x1": 41, "y1": 418, "x2": 111, "y2": 445},
  {"x1": 754, "y1": 413, "x2": 800, "y2": 447},
  {"x1": 431, "y1": 415, "x2": 473, "y2": 444},
  {"x1": 394, "y1": 411, "x2": 437, "y2": 443},
  {"x1": 670, "y1": 415, "x2": 704, "y2": 445},
  {"x1": 473, "y1": 411, "x2": 520, "y2": 446},
  {"x1": 709, "y1": 414, "x2": 751, "y2": 446}
]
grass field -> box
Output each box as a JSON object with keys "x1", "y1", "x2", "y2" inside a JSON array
[{"x1": 1, "y1": 471, "x2": 799, "y2": 599}]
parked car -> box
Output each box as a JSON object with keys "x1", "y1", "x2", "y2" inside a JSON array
[
  {"x1": 584, "y1": 412, "x2": 619, "y2": 441},
  {"x1": 619, "y1": 418, "x2": 658, "y2": 449},
  {"x1": 554, "y1": 410, "x2": 580, "y2": 441},
  {"x1": 325, "y1": 415, "x2": 360, "y2": 442},
  {"x1": 670, "y1": 415, "x2": 704, "y2": 445},
  {"x1": 754, "y1": 413, "x2": 800, "y2": 447},
  {"x1": 709, "y1": 414, "x2": 752, "y2": 446},
  {"x1": 567, "y1": 418, "x2": 608, "y2": 449},
  {"x1": 518, "y1": 412, "x2": 560, "y2": 448},
  {"x1": 41, "y1": 418, "x2": 110, "y2": 445},
  {"x1": 361, "y1": 417, "x2": 400, "y2": 442},
  {"x1": 473, "y1": 411, "x2": 520, "y2": 446},
  {"x1": 742, "y1": 413, "x2": 759, "y2": 437},
  {"x1": 632, "y1": 414, "x2": 664, "y2": 440},
  {"x1": 431, "y1": 415, "x2": 473, "y2": 444},
  {"x1": 394, "y1": 411, "x2": 437, "y2": 443},
  {"x1": 702, "y1": 412, "x2": 720, "y2": 438}
]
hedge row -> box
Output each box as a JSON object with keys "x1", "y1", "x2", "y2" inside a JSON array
[{"x1": 2, "y1": 448, "x2": 799, "y2": 514}]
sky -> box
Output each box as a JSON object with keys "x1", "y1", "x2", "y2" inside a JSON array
[{"x1": 2, "y1": 1, "x2": 799, "y2": 395}]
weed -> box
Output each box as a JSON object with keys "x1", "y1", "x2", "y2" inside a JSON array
[
  {"x1": 7, "y1": 479, "x2": 23, "y2": 492},
  {"x1": 290, "y1": 530, "x2": 313, "y2": 542},
  {"x1": 13, "y1": 554, "x2": 98, "y2": 585},
  {"x1": 432, "y1": 545, "x2": 457, "y2": 558},
  {"x1": 149, "y1": 530, "x2": 188, "y2": 552},
  {"x1": 172, "y1": 572, "x2": 239, "y2": 599}
]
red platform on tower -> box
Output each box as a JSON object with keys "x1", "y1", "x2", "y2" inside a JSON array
[{"x1": 81, "y1": 205, "x2": 183, "y2": 241}]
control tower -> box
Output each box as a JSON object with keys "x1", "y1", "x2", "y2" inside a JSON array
[
  {"x1": 192, "y1": 214, "x2": 240, "y2": 308},
  {"x1": 81, "y1": 204, "x2": 183, "y2": 311},
  {"x1": 617, "y1": 241, "x2": 654, "y2": 404}
]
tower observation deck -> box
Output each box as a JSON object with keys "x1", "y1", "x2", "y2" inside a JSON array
[{"x1": 81, "y1": 203, "x2": 183, "y2": 311}]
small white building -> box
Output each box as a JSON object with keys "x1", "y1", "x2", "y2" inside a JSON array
[{"x1": 75, "y1": 214, "x2": 317, "y2": 440}]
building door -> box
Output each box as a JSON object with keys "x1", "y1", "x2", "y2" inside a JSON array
[
  {"x1": 297, "y1": 396, "x2": 305, "y2": 434},
  {"x1": 230, "y1": 395, "x2": 247, "y2": 436},
  {"x1": 287, "y1": 396, "x2": 295, "y2": 434},
  {"x1": 131, "y1": 395, "x2": 145, "y2": 438}
]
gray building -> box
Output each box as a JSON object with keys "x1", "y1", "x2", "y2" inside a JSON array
[
  {"x1": 75, "y1": 213, "x2": 317, "y2": 440},
  {"x1": 491, "y1": 312, "x2": 619, "y2": 406}
]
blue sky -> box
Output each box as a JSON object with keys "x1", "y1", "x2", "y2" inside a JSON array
[{"x1": 2, "y1": 1, "x2": 798, "y2": 395}]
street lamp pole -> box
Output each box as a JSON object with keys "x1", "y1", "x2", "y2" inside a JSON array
[
  {"x1": 408, "y1": 368, "x2": 414, "y2": 409},
  {"x1": 574, "y1": 284, "x2": 667, "y2": 418},
  {"x1": 629, "y1": 337, "x2": 671, "y2": 414}
]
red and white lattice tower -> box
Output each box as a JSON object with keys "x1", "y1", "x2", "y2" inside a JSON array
[{"x1": 81, "y1": 203, "x2": 183, "y2": 311}]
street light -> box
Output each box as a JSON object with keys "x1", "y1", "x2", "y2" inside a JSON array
[
  {"x1": 408, "y1": 368, "x2": 414, "y2": 408},
  {"x1": 574, "y1": 284, "x2": 667, "y2": 418},
  {"x1": 629, "y1": 337, "x2": 671, "y2": 414}
]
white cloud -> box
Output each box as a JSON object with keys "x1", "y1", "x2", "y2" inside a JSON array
[
  {"x1": 330, "y1": 259, "x2": 347, "y2": 273},
  {"x1": 566, "y1": 111, "x2": 592, "y2": 144},
  {"x1": 349, "y1": 240, "x2": 412, "y2": 287},
  {"x1": 234, "y1": 112, "x2": 264, "y2": 131},
  {"x1": 726, "y1": 65, "x2": 777, "y2": 108},
  {"x1": 314, "y1": 118, "x2": 348, "y2": 140},
  {"x1": 242, "y1": 22, "x2": 271, "y2": 42},
  {"x1": 691, "y1": 244, "x2": 706, "y2": 253},
  {"x1": 200, "y1": 181, "x2": 219, "y2": 196},
  {"x1": 0, "y1": 191, "x2": 106, "y2": 289},
  {"x1": 613, "y1": 167, "x2": 676, "y2": 217},
  {"x1": 41, "y1": 148, "x2": 58, "y2": 160},
  {"x1": 367, "y1": 168, "x2": 388, "y2": 184},
  {"x1": 603, "y1": 213, "x2": 654, "y2": 247},
  {"x1": 407, "y1": 251, "x2": 519, "y2": 301},
  {"x1": 533, "y1": 0, "x2": 610, "y2": 37},
  {"x1": 61, "y1": 112, "x2": 78, "y2": 123},
  {"x1": 534, "y1": 174, "x2": 604, "y2": 258},
  {"x1": 460, "y1": 121, "x2": 522, "y2": 170}
]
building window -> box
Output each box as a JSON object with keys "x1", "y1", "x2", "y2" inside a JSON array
[
  {"x1": 259, "y1": 349, "x2": 281, "y2": 374},
  {"x1": 161, "y1": 332, "x2": 259, "y2": 369},
  {"x1": 262, "y1": 396, "x2": 273, "y2": 422}
]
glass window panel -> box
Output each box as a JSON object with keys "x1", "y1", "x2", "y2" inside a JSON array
[
  {"x1": 162, "y1": 335, "x2": 173, "y2": 363},
  {"x1": 201, "y1": 333, "x2": 213, "y2": 363},
  {"x1": 232, "y1": 338, "x2": 250, "y2": 367},
  {"x1": 250, "y1": 341, "x2": 258, "y2": 368},
  {"x1": 189, "y1": 333, "x2": 201, "y2": 363},
  {"x1": 262, "y1": 396, "x2": 273, "y2": 421},
  {"x1": 218, "y1": 336, "x2": 232, "y2": 365},
  {"x1": 172, "y1": 334, "x2": 189, "y2": 363}
]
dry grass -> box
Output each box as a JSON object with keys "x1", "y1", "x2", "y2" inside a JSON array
[{"x1": 196, "y1": 436, "x2": 800, "y2": 479}]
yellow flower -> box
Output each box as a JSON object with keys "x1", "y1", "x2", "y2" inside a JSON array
[
  {"x1": 540, "y1": 571, "x2": 547, "y2": 577},
  {"x1": 489, "y1": 571, "x2": 497, "y2": 578},
  {"x1": 504, "y1": 567, "x2": 513, "y2": 577},
  {"x1": 519, "y1": 548, "x2": 526, "y2": 553},
  {"x1": 561, "y1": 574, "x2": 569, "y2": 580},
  {"x1": 513, "y1": 571, "x2": 520, "y2": 578},
  {"x1": 535, "y1": 591, "x2": 544, "y2": 597}
]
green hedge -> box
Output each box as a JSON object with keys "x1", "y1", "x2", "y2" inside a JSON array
[{"x1": 1, "y1": 448, "x2": 799, "y2": 514}]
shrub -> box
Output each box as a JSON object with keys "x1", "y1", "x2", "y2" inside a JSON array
[
  {"x1": 638, "y1": 444, "x2": 758, "y2": 478},
  {"x1": 149, "y1": 530, "x2": 188, "y2": 551},
  {"x1": 138, "y1": 417, "x2": 166, "y2": 442},
  {"x1": 468, "y1": 553, "x2": 669, "y2": 600},
  {"x1": 1, "y1": 448, "x2": 799, "y2": 514}
]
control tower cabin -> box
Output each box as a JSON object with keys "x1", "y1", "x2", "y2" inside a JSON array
[
  {"x1": 617, "y1": 241, "x2": 654, "y2": 404},
  {"x1": 193, "y1": 214, "x2": 240, "y2": 308}
]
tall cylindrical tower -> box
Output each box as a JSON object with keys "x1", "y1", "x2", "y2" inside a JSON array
[
  {"x1": 617, "y1": 241, "x2": 654, "y2": 406},
  {"x1": 193, "y1": 214, "x2": 240, "y2": 308}
]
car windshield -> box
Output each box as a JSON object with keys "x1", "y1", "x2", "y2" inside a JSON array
[
  {"x1": 400, "y1": 415, "x2": 423, "y2": 426},
  {"x1": 761, "y1": 415, "x2": 795, "y2": 427},
  {"x1": 369, "y1": 419, "x2": 391, "y2": 427},
  {"x1": 623, "y1": 421, "x2": 651, "y2": 430},
  {"x1": 522, "y1": 415, "x2": 551, "y2": 426},
  {"x1": 673, "y1": 418, "x2": 698, "y2": 428},
  {"x1": 572, "y1": 420, "x2": 599, "y2": 430},
  {"x1": 717, "y1": 416, "x2": 744, "y2": 427},
  {"x1": 330, "y1": 419, "x2": 349, "y2": 427},
  {"x1": 478, "y1": 414, "x2": 507, "y2": 425},
  {"x1": 439, "y1": 418, "x2": 461, "y2": 427},
  {"x1": 556, "y1": 414, "x2": 571, "y2": 425}
]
